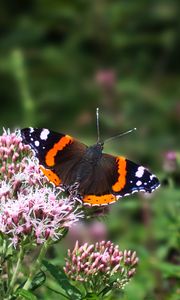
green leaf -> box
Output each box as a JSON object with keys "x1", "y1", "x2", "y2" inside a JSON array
[
  {"x1": 31, "y1": 270, "x2": 46, "y2": 290},
  {"x1": 42, "y1": 260, "x2": 82, "y2": 300},
  {"x1": 16, "y1": 289, "x2": 37, "y2": 300},
  {"x1": 83, "y1": 293, "x2": 99, "y2": 300}
]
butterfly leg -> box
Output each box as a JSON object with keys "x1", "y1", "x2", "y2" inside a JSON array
[{"x1": 67, "y1": 181, "x2": 81, "y2": 201}]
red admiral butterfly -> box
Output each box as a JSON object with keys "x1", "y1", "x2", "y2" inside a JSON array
[{"x1": 21, "y1": 113, "x2": 160, "y2": 206}]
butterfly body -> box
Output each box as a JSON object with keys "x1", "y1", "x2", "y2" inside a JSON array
[
  {"x1": 21, "y1": 128, "x2": 160, "y2": 206},
  {"x1": 80, "y1": 143, "x2": 103, "y2": 164},
  {"x1": 74, "y1": 144, "x2": 102, "y2": 183}
]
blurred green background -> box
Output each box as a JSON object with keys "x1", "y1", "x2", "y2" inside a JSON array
[{"x1": 0, "y1": 1, "x2": 179, "y2": 299}]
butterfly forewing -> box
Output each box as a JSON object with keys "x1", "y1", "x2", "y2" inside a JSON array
[
  {"x1": 112, "y1": 157, "x2": 160, "y2": 197},
  {"x1": 21, "y1": 128, "x2": 87, "y2": 186}
]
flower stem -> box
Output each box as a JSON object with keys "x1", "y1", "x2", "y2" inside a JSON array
[
  {"x1": 7, "y1": 245, "x2": 24, "y2": 295},
  {"x1": 23, "y1": 240, "x2": 50, "y2": 291},
  {"x1": 11, "y1": 49, "x2": 36, "y2": 126},
  {"x1": 2, "y1": 238, "x2": 7, "y2": 257}
]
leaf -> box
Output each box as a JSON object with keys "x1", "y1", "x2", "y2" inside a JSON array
[
  {"x1": 16, "y1": 289, "x2": 37, "y2": 300},
  {"x1": 31, "y1": 270, "x2": 46, "y2": 290},
  {"x1": 42, "y1": 260, "x2": 82, "y2": 300},
  {"x1": 99, "y1": 285, "x2": 113, "y2": 297},
  {"x1": 83, "y1": 293, "x2": 99, "y2": 300}
]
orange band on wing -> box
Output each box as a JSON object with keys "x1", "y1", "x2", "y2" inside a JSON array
[
  {"x1": 83, "y1": 194, "x2": 116, "y2": 205},
  {"x1": 112, "y1": 156, "x2": 127, "y2": 192},
  {"x1": 40, "y1": 166, "x2": 61, "y2": 186},
  {"x1": 45, "y1": 135, "x2": 73, "y2": 167}
]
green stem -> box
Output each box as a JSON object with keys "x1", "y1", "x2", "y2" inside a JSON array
[
  {"x1": 82, "y1": 294, "x2": 101, "y2": 300},
  {"x1": 0, "y1": 238, "x2": 7, "y2": 298},
  {"x1": 23, "y1": 240, "x2": 50, "y2": 291},
  {"x1": 7, "y1": 259, "x2": 12, "y2": 292},
  {"x1": 11, "y1": 49, "x2": 35, "y2": 126},
  {"x1": 7, "y1": 245, "x2": 24, "y2": 295},
  {"x1": 2, "y1": 238, "x2": 7, "y2": 257},
  {"x1": 83, "y1": 281, "x2": 89, "y2": 293}
]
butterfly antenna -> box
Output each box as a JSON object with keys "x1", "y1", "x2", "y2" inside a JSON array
[
  {"x1": 104, "y1": 127, "x2": 137, "y2": 143},
  {"x1": 96, "y1": 107, "x2": 101, "y2": 143}
]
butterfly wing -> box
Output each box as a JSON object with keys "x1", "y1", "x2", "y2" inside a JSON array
[
  {"x1": 82, "y1": 153, "x2": 160, "y2": 206},
  {"x1": 21, "y1": 128, "x2": 87, "y2": 186},
  {"x1": 21, "y1": 128, "x2": 160, "y2": 206}
]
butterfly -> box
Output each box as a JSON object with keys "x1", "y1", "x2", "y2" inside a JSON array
[{"x1": 20, "y1": 126, "x2": 160, "y2": 206}]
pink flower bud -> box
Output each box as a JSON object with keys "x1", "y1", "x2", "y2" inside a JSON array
[
  {"x1": 64, "y1": 240, "x2": 139, "y2": 292},
  {"x1": 128, "y1": 268, "x2": 136, "y2": 278}
]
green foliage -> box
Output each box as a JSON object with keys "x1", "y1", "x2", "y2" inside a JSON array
[
  {"x1": 16, "y1": 289, "x2": 37, "y2": 300},
  {"x1": 43, "y1": 260, "x2": 82, "y2": 300},
  {"x1": 31, "y1": 271, "x2": 46, "y2": 291}
]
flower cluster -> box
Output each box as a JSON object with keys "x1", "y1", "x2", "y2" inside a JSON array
[
  {"x1": 0, "y1": 129, "x2": 83, "y2": 247},
  {"x1": 0, "y1": 129, "x2": 48, "y2": 200},
  {"x1": 0, "y1": 129, "x2": 29, "y2": 180},
  {"x1": 0, "y1": 187, "x2": 82, "y2": 247},
  {"x1": 64, "y1": 240, "x2": 139, "y2": 292}
]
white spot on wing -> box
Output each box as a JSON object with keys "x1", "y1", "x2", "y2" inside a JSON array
[
  {"x1": 29, "y1": 127, "x2": 34, "y2": 133},
  {"x1": 40, "y1": 129, "x2": 50, "y2": 140},
  {"x1": 116, "y1": 195, "x2": 122, "y2": 200},
  {"x1": 136, "y1": 180, "x2": 142, "y2": 186},
  {"x1": 35, "y1": 140, "x2": 40, "y2": 147},
  {"x1": 135, "y1": 166, "x2": 145, "y2": 178}
]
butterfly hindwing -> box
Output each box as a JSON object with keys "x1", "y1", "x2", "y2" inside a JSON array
[{"x1": 82, "y1": 154, "x2": 160, "y2": 205}]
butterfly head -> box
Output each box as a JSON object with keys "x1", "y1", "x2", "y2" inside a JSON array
[
  {"x1": 96, "y1": 141, "x2": 104, "y2": 151},
  {"x1": 84, "y1": 142, "x2": 104, "y2": 163}
]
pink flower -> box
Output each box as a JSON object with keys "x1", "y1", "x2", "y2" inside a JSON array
[
  {"x1": 163, "y1": 151, "x2": 178, "y2": 172},
  {"x1": 0, "y1": 129, "x2": 29, "y2": 181},
  {"x1": 0, "y1": 129, "x2": 83, "y2": 247},
  {"x1": 0, "y1": 186, "x2": 83, "y2": 247},
  {"x1": 64, "y1": 240, "x2": 139, "y2": 292},
  {"x1": 95, "y1": 69, "x2": 116, "y2": 89},
  {"x1": 0, "y1": 129, "x2": 49, "y2": 202}
]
